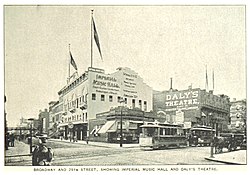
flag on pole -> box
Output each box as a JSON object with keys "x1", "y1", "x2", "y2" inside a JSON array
[
  {"x1": 92, "y1": 17, "x2": 103, "y2": 60},
  {"x1": 70, "y1": 51, "x2": 78, "y2": 71}
]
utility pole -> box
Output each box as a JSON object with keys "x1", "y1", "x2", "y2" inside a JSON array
[{"x1": 119, "y1": 98, "x2": 125, "y2": 147}]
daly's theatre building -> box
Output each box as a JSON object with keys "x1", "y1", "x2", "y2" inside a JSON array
[{"x1": 153, "y1": 87, "x2": 230, "y2": 135}]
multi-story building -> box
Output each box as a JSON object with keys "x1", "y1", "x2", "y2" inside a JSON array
[
  {"x1": 38, "y1": 109, "x2": 49, "y2": 134},
  {"x1": 229, "y1": 98, "x2": 246, "y2": 133},
  {"x1": 153, "y1": 87, "x2": 231, "y2": 135},
  {"x1": 48, "y1": 101, "x2": 63, "y2": 137},
  {"x1": 57, "y1": 67, "x2": 153, "y2": 141}
]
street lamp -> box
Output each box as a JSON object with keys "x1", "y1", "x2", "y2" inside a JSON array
[
  {"x1": 201, "y1": 112, "x2": 206, "y2": 126},
  {"x1": 119, "y1": 98, "x2": 125, "y2": 147},
  {"x1": 28, "y1": 118, "x2": 34, "y2": 154},
  {"x1": 209, "y1": 113, "x2": 216, "y2": 158}
]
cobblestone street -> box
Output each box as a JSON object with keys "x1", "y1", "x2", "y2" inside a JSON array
[{"x1": 5, "y1": 139, "x2": 240, "y2": 166}]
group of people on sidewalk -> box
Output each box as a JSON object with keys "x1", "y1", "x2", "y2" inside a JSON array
[
  {"x1": 5, "y1": 133, "x2": 15, "y2": 150},
  {"x1": 60, "y1": 134, "x2": 89, "y2": 144}
]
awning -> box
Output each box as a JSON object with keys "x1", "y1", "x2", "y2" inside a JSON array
[
  {"x1": 90, "y1": 127, "x2": 101, "y2": 135},
  {"x1": 58, "y1": 123, "x2": 68, "y2": 127},
  {"x1": 98, "y1": 121, "x2": 116, "y2": 134}
]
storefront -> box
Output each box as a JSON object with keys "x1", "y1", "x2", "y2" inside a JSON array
[{"x1": 89, "y1": 107, "x2": 157, "y2": 143}]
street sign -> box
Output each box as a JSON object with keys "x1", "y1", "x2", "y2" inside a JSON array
[{"x1": 68, "y1": 122, "x2": 74, "y2": 129}]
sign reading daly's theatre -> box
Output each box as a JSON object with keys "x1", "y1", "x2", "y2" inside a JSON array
[{"x1": 165, "y1": 89, "x2": 200, "y2": 108}]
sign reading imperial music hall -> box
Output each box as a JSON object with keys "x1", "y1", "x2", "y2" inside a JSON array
[
  {"x1": 89, "y1": 71, "x2": 120, "y2": 94},
  {"x1": 165, "y1": 89, "x2": 200, "y2": 108}
]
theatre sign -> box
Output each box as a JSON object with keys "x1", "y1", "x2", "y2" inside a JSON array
[
  {"x1": 88, "y1": 69, "x2": 121, "y2": 95},
  {"x1": 165, "y1": 89, "x2": 200, "y2": 110}
]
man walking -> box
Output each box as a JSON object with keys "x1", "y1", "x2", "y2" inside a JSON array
[{"x1": 32, "y1": 135, "x2": 54, "y2": 166}]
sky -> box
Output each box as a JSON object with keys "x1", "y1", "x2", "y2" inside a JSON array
[{"x1": 4, "y1": 5, "x2": 246, "y2": 127}]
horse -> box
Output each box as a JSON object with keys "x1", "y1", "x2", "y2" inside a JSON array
[{"x1": 213, "y1": 136, "x2": 237, "y2": 153}]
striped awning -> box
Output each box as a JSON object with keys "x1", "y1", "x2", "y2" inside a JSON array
[{"x1": 98, "y1": 121, "x2": 116, "y2": 134}]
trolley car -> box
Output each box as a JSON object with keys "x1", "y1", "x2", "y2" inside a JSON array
[
  {"x1": 139, "y1": 122, "x2": 187, "y2": 150},
  {"x1": 189, "y1": 126, "x2": 215, "y2": 146}
]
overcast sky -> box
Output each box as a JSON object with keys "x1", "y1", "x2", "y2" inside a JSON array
[{"x1": 4, "y1": 5, "x2": 246, "y2": 127}]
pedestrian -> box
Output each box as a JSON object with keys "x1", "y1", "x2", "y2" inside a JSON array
[
  {"x1": 7, "y1": 133, "x2": 11, "y2": 147},
  {"x1": 10, "y1": 134, "x2": 15, "y2": 147},
  {"x1": 60, "y1": 135, "x2": 63, "y2": 140},
  {"x1": 67, "y1": 133, "x2": 71, "y2": 142},
  {"x1": 73, "y1": 135, "x2": 77, "y2": 142},
  {"x1": 86, "y1": 136, "x2": 89, "y2": 144},
  {"x1": 5, "y1": 133, "x2": 9, "y2": 150},
  {"x1": 32, "y1": 135, "x2": 54, "y2": 166}
]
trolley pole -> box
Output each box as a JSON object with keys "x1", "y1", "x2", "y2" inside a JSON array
[
  {"x1": 28, "y1": 118, "x2": 34, "y2": 154},
  {"x1": 120, "y1": 109, "x2": 123, "y2": 147},
  {"x1": 119, "y1": 98, "x2": 125, "y2": 147},
  {"x1": 210, "y1": 130, "x2": 214, "y2": 158},
  {"x1": 209, "y1": 113, "x2": 215, "y2": 158}
]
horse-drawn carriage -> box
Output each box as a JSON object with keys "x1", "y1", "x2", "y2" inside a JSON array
[{"x1": 213, "y1": 133, "x2": 245, "y2": 153}]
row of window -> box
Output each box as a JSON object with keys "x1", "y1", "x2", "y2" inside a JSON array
[
  {"x1": 62, "y1": 113, "x2": 88, "y2": 123},
  {"x1": 64, "y1": 95, "x2": 87, "y2": 111},
  {"x1": 64, "y1": 93, "x2": 148, "y2": 111},
  {"x1": 91, "y1": 93, "x2": 148, "y2": 110}
]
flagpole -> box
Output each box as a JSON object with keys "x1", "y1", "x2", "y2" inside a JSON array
[
  {"x1": 69, "y1": 44, "x2": 71, "y2": 82},
  {"x1": 205, "y1": 65, "x2": 208, "y2": 91},
  {"x1": 212, "y1": 69, "x2": 214, "y2": 91},
  {"x1": 91, "y1": 10, "x2": 94, "y2": 68}
]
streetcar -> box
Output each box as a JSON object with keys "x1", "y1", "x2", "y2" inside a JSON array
[
  {"x1": 189, "y1": 126, "x2": 215, "y2": 146},
  {"x1": 139, "y1": 122, "x2": 187, "y2": 150}
]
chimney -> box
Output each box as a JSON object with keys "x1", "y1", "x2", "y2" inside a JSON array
[
  {"x1": 188, "y1": 84, "x2": 192, "y2": 90},
  {"x1": 170, "y1": 77, "x2": 173, "y2": 90}
]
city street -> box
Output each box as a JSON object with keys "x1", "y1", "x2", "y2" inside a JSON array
[
  {"x1": 52, "y1": 142, "x2": 224, "y2": 166},
  {"x1": 5, "y1": 140, "x2": 225, "y2": 166},
  {"x1": 4, "y1": 6, "x2": 246, "y2": 174}
]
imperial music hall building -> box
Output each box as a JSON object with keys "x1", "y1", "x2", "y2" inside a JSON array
[
  {"x1": 57, "y1": 67, "x2": 153, "y2": 141},
  {"x1": 153, "y1": 87, "x2": 231, "y2": 135}
]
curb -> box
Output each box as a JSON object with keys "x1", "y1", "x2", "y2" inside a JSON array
[
  {"x1": 50, "y1": 139, "x2": 139, "y2": 149},
  {"x1": 204, "y1": 157, "x2": 245, "y2": 165},
  {"x1": 50, "y1": 139, "x2": 110, "y2": 148}
]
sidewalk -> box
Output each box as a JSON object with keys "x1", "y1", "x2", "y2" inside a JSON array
[
  {"x1": 205, "y1": 150, "x2": 247, "y2": 165},
  {"x1": 50, "y1": 138, "x2": 140, "y2": 148},
  {"x1": 5, "y1": 141, "x2": 32, "y2": 166}
]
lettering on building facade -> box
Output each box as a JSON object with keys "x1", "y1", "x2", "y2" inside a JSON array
[
  {"x1": 91, "y1": 73, "x2": 120, "y2": 95},
  {"x1": 123, "y1": 71, "x2": 138, "y2": 98},
  {"x1": 165, "y1": 90, "x2": 200, "y2": 108}
]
